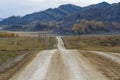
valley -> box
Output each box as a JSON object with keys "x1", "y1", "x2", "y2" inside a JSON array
[
  {"x1": 0, "y1": 36, "x2": 119, "y2": 80},
  {"x1": 0, "y1": 1, "x2": 120, "y2": 80}
]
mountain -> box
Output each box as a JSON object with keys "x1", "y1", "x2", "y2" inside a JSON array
[
  {"x1": 82, "y1": 2, "x2": 110, "y2": 10},
  {"x1": 99, "y1": 2, "x2": 120, "y2": 22},
  {"x1": 58, "y1": 2, "x2": 120, "y2": 28},
  {"x1": 0, "y1": 2, "x2": 120, "y2": 35},
  {"x1": 0, "y1": 18, "x2": 3, "y2": 21},
  {"x1": 0, "y1": 4, "x2": 81, "y2": 25}
]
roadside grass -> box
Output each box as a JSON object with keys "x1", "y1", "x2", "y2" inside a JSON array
[
  {"x1": 0, "y1": 36, "x2": 56, "y2": 80},
  {"x1": 0, "y1": 37, "x2": 56, "y2": 64},
  {"x1": 63, "y1": 36, "x2": 120, "y2": 53},
  {"x1": 0, "y1": 51, "x2": 22, "y2": 63}
]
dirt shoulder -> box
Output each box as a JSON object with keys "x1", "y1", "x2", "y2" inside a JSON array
[
  {"x1": 0, "y1": 51, "x2": 39, "y2": 80},
  {"x1": 80, "y1": 51, "x2": 120, "y2": 80},
  {"x1": 0, "y1": 36, "x2": 57, "y2": 80}
]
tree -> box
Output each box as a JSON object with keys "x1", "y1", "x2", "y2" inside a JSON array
[
  {"x1": 72, "y1": 23, "x2": 86, "y2": 36},
  {"x1": 112, "y1": 22, "x2": 120, "y2": 30},
  {"x1": 72, "y1": 19, "x2": 106, "y2": 35},
  {"x1": 0, "y1": 32, "x2": 18, "y2": 37}
]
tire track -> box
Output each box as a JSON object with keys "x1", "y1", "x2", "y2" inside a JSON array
[
  {"x1": 9, "y1": 50, "x2": 56, "y2": 80},
  {"x1": 91, "y1": 51, "x2": 120, "y2": 64},
  {"x1": 9, "y1": 37, "x2": 120, "y2": 80},
  {"x1": 81, "y1": 51, "x2": 120, "y2": 80}
]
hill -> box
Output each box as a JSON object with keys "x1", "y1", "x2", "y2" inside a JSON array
[
  {"x1": 0, "y1": 18, "x2": 3, "y2": 21},
  {"x1": 0, "y1": 4, "x2": 81, "y2": 25},
  {"x1": 0, "y1": 2, "x2": 120, "y2": 35}
]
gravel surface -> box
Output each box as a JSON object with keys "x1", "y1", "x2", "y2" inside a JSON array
[{"x1": 9, "y1": 37, "x2": 120, "y2": 80}]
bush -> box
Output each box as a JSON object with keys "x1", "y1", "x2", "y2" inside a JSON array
[{"x1": 0, "y1": 32, "x2": 18, "y2": 37}]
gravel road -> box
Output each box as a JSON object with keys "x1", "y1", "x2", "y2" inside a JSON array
[{"x1": 9, "y1": 37, "x2": 120, "y2": 80}]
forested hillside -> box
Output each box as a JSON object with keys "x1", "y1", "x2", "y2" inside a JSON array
[
  {"x1": 72, "y1": 19, "x2": 120, "y2": 35},
  {"x1": 0, "y1": 2, "x2": 120, "y2": 35}
]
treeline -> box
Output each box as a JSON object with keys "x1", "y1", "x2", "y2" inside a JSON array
[
  {"x1": 72, "y1": 19, "x2": 107, "y2": 35},
  {"x1": 112, "y1": 22, "x2": 120, "y2": 30},
  {"x1": 31, "y1": 21, "x2": 56, "y2": 31},
  {"x1": 0, "y1": 32, "x2": 18, "y2": 37}
]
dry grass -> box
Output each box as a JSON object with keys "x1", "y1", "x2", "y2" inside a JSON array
[
  {"x1": 0, "y1": 36, "x2": 57, "y2": 80},
  {"x1": 0, "y1": 37, "x2": 56, "y2": 63},
  {"x1": 63, "y1": 36, "x2": 120, "y2": 53},
  {"x1": 0, "y1": 51, "x2": 39, "y2": 80}
]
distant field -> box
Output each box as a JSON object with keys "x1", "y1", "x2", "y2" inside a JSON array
[
  {"x1": 0, "y1": 36, "x2": 56, "y2": 80},
  {"x1": 0, "y1": 37, "x2": 56, "y2": 64},
  {"x1": 7, "y1": 31, "x2": 56, "y2": 37},
  {"x1": 63, "y1": 36, "x2": 120, "y2": 53}
]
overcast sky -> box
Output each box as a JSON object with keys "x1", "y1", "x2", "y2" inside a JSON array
[{"x1": 0, "y1": 0, "x2": 119, "y2": 18}]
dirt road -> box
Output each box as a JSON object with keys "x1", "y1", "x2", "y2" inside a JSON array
[{"x1": 9, "y1": 37, "x2": 120, "y2": 80}]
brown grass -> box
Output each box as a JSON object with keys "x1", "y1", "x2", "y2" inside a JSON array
[
  {"x1": 0, "y1": 51, "x2": 38, "y2": 80},
  {"x1": 0, "y1": 36, "x2": 57, "y2": 80},
  {"x1": 63, "y1": 36, "x2": 120, "y2": 52}
]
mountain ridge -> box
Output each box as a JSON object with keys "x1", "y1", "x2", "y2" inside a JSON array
[
  {"x1": 0, "y1": 2, "x2": 120, "y2": 35},
  {"x1": 0, "y1": 4, "x2": 81, "y2": 25}
]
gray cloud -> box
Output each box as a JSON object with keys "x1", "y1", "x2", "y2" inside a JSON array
[{"x1": 0, "y1": 0, "x2": 119, "y2": 18}]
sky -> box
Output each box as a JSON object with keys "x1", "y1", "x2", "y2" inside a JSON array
[{"x1": 0, "y1": 0, "x2": 120, "y2": 18}]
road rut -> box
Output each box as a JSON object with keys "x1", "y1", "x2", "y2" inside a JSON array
[{"x1": 9, "y1": 37, "x2": 120, "y2": 80}]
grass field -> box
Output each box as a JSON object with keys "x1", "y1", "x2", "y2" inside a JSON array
[
  {"x1": 0, "y1": 37, "x2": 56, "y2": 64},
  {"x1": 63, "y1": 36, "x2": 120, "y2": 53}
]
